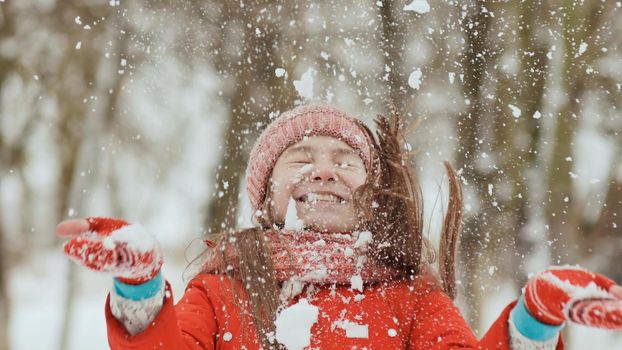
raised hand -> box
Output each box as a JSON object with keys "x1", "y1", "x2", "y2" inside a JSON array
[
  {"x1": 58, "y1": 217, "x2": 163, "y2": 285},
  {"x1": 524, "y1": 266, "x2": 622, "y2": 329}
]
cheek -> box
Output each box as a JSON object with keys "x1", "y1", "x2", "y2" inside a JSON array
[
  {"x1": 346, "y1": 171, "x2": 367, "y2": 190},
  {"x1": 271, "y1": 171, "x2": 296, "y2": 193},
  {"x1": 268, "y1": 171, "x2": 297, "y2": 208}
]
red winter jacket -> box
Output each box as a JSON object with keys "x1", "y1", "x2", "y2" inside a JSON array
[{"x1": 105, "y1": 273, "x2": 564, "y2": 349}]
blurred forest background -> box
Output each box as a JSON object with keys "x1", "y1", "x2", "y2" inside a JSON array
[{"x1": 1, "y1": 0, "x2": 621, "y2": 349}]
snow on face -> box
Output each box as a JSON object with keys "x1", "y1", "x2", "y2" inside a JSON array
[
  {"x1": 269, "y1": 136, "x2": 367, "y2": 233},
  {"x1": 275, "y1": 298, "x2": 319, "y2": 350},
  {"x1": 284, "y1": 197, "x2": 305, "y2": 231}
]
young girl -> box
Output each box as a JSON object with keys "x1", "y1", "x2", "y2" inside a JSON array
[{"x1": 57, "y1": 105, "x2": 622, "y2": 349}]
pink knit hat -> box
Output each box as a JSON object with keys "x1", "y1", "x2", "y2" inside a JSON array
[{"x1": 246, "y1": 105, "x2": 373, "y2": 211}]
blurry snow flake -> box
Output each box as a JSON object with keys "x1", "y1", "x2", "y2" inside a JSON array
[
  {"x1": 325, "y1": 89, "x2": 334, "y2": 103},
  {"x1": 576, "y1": 42, "x2": 588, "y2": 58},
  {"x1": 293, "y1": 68, "x2": 316, "y2": 100},
  {"x1": 344, "y1": 247, "x2": 354, "y2": 257},
  {"x1": 75, "y1": 41, "x2": 82, "y2": 50},
  {"x1": 275, "y1": 68, "x2": 286, "y2": 78},
  {"x1": 376, "y1": 0, "x2": 383, "y2": 7},
  {"x1": 354, "y1": 231, "x2": 372, "y2": 250},
  {"x1": 334, "y1": 320, "x2": 369, "y2": 338},
  {"x1": 281, "y1": 278, "x2": 305, "y2": 300},
  {"x1": 109, "y1": 0, "x2": 120, "y2": 6},
  {"x1": 275, "y1": 298, "x2": 318, "y2": 350},
  {"x1": 448, "y1": 72, "x2": 455, "y2": 84},
  {"x1": 546, "y1": 45, "x2": 556, "y2": 60},
  {"x1": 222, "y1": 332, "x2": 233, "y2": 342},
  {"x1": 403, "y1": 0, "x2": 430, "y2": 14},
  {"x1": 508, "y1": 104, "x2": 521, "y2": 118},
  {"x1": 532, "y1": 110, "x2": 542, "y2": 119},
  {"x1": 68, "y1": 208, "x2": 76, "y2": 217},
  {"x1": 346, "y1": 323, "x2": 368, "y2": 338},
  {"x1": 74, "y1": 16, "x2": 82, "y2": 25},
  {"x1": 102, "y1": 236, "x2": 115, "y2": 250},
  {"x1": 350, "y1": 274, "x2": 363, "y2": 292},
  {"x1": 388, "y1": 328, "x2": 398, "y2": 337},
  {"x1": 408, "y1": 68, "x2": 423, "y2": 90}
]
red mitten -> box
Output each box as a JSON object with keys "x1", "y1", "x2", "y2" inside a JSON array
[
  {"x1": 60, "y1": 217, "x2": 163, "y2": 285},
  {"x1": 524, "y1": 266, "x2": 622, "y2": 329}
]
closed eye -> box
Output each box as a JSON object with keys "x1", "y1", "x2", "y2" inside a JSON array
[{"x1": 336, "y1": 160, "x2": 364, "y2": 170}]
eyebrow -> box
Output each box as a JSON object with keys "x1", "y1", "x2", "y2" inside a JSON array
[{"x1": 284, "y1": 145, "x2": 358, "y2": 157}]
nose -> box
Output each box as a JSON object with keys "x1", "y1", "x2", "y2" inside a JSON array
[{"x1": 311, "y1": 165, "x2": 337, "y2": 182}]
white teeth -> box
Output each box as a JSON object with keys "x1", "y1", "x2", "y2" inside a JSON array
[
  {"x1": 316, "y1": 194, "x2": 339, "y2": 202},
  {"x1": 299, "y1": 192, "x2": 346, "y2": 204}
]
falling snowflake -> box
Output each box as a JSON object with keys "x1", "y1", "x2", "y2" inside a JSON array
[{"x1": 403, "y1": 0, "x2": 430, "y2": 14}]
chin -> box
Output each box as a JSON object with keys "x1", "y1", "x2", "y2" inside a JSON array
[{"x1": 302, "y1": 218, "x2": 357, "y2": 233}]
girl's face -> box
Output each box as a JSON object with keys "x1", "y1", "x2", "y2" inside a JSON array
[{"x1": 268, "y1": 135, "x2": 367, "y2": 232}]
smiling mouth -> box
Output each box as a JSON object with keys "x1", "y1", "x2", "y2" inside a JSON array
[{"x1": 296, "y1": 192, "x2": 348, "y2": 204}]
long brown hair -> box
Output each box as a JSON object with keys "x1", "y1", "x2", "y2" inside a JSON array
[{"x1": 188, "y1": 110, "x2": 463, "y2": 348}]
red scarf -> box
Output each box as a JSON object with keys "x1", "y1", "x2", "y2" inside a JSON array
[{"x1": 202, "y1": 230, "x2": 402, "y2": 286}]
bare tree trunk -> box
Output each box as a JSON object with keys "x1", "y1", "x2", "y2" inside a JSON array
[
  {"x1": 56, "y1": 9, "x2": 130, "y2": 348},
  {"x1": 455, "y1": 0, "x2": 495, "y2": 330},
  {"x1": 205, "y1": 70, "x2": 254, "y2": 233},
  {"x1": 545, "y1": 1, "x2": 608, "y2": 264},
  {"x1": 378, "y1": 0, "x2": 409, "y2": 112},
  {"x1": 203, "y1": 3, "x2": 297, "y2": 234},
  {"x1": 484, "y1": 1, "x2": 550, "y2": 289},
  {"x1": 512, "y1": 1, "x2": 550, "y2": 286},
  {"x1": 0, "y1": 5, "x2": 17, "y2": 347},
  {"x1": 0, "y1": 31, "x2": 30, "y2": 350}
]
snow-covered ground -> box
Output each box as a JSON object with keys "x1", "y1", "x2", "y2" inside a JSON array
[{"x1": 9, "y1": 248, "x2": 189, "y2": 350}]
